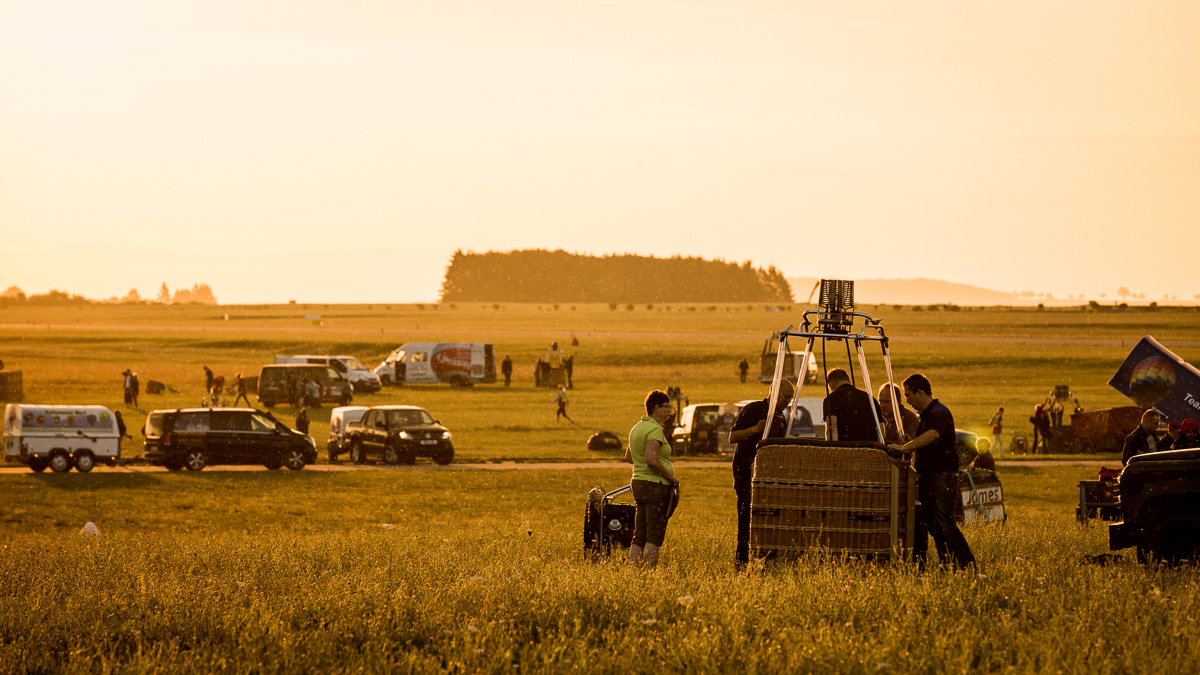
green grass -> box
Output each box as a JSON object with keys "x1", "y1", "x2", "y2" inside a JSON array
[
  {"x1": 2, "y1": 465, "x2": 1198, "y2": 673},
  {"x1": 3, "y1": 303, "x2": 1200, "y2": 464}
]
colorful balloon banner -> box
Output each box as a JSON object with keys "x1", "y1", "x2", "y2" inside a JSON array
[{"x1": 1109, "y1": 336, "x2": 1200, "y2": 421}]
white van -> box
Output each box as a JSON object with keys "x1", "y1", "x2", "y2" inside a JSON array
[
  {"x1": 3, "y1": 404, "x2": 122, "y2": 473},
  {"x1": 374, "y1": 342, "x2": 497, "y2": 388},
  {"x1": 327, "y1": 405, "x2": 368, "y2": 461},
  {"x1": 275, "y1": 355, "x2": 382, "y2": 393}
]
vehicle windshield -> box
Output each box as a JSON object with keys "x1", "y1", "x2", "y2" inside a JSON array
[
  {"x1": 344, "y1": 357, "x2": 367, "y2": 371},
  {"x1": 387, "y1": 409, "x2": 434, "y2": 426},
  {"x1": 695, "y1": 409, "x2": 720, "y2": 429}
]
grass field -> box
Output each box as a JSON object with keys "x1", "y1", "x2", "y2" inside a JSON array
[
  {"x1": 3, "y1": 302, "x2": 1199, "y2": 463},
  {"x1": 3, "y1": 303, "x2": 1200, "y2": 672},
  {"x1": 2, "y1": 464, "x2": 1198, "y2": 673}
]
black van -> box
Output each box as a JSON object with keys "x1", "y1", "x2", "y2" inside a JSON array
[
  {"x1": 143, "y1": 407, "x2": 317, "y2": 471},
  {"x1": 257, "y1": 364, "x2": 354, "y2": 408}
]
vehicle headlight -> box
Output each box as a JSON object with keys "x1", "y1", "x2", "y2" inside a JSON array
[
  {"x1": 397, "y1": 431, "x2": 410, "y2": 439},
  {"x1": 443, "y1": 431, "x2": 452, "y2": 441}
]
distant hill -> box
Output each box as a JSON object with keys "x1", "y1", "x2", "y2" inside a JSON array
[
  {"x1": 787, "y1": 277, "x2": 1022, "y2": 306},
  {"x1": 441, "y1": 250, "x2": 793, "y2": 303}
]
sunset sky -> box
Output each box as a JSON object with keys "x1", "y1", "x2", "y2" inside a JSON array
[{"x1": 3, "y1": 1, "x2": 1198, "y2": 304}]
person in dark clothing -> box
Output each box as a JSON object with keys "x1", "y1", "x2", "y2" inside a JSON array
[
  {"x1": 823, "y1": 368, "x2": 884, "y2": 442},
  {"x1": 878, "y1": 383, "x2": 920, "y2": 443},
  {"x1": 728, "y1": 379, "x2": 794, "y2": 567},
  {"x1": 564, "y1": 355, "x2": 574, "y2": 389},
  {"x1": 232, "y1": 373, "x2": 251, "y2": 407},
  {"x1": 501, "y1": 356, "x2": 513, "y2": 388},
  {"x1": 129, "y1": 372, "x2": 140, "y2": 408},
  {"x1": 1122, "y1": 410, "x2": 1164, "y2": 465},
  {"x1": 534, "y1": 358, "x2": 545, "y2": 388},
  {"x1": 1030, "y1": 405, "x2": 1053, "y2": 453},
  {"x1": 114, "y1": 410, "x2": 128, "y2": 451},
  {"x1": 1175, "y1": 419, "x2": 1200, "y2": 450},
  {"x1": 887, "y1": 373, "x2": 975, "y2": 570},
  {"x1": 295, "y1": 407, "x2": 310, "y2": 435},
  {"x1": 738, "y1": 359, "x2": 750, "y2": 384},
  {"x1": 203, "y1": 365, "x2": 214, "y2": 394}
]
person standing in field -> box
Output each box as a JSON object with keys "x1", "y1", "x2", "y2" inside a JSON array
[
  {"x1": 989, "y1": 407, "x2": 1005, "y2": 457},
  {"x1": 738, "y1": 358, "x2": 750, "y2": 384},
  {"x1": 114, "y1": 410, "x2": 128, "y2": 451},
  {"x1": 122, "y1": 369, "x2": 134, "y2": 406},
  {"x1": 887, "y1": 374, "x2": 976, "y2": 570},
  {"x1": 623, "y1": 389, "x2": 679, "y2": 567},
  {"x1": 1121, "y1": 409, "x2": 1164, "y2": 465},
  {"x1": 232, "y1": 373, "x2": 251, "y2": 407},
  {"x1": 878, "y1": 383, "x2": 919, "y2": 444},
  {"x1": 728, "y1": 378, "x2": 794, "y2": 568},
  {"x1": 129, "y1": 371, "x2": 140, "y2": 408},
  {"x1": 203, "y1": 365, "x2": 214, "y2": 394},
  {"x1": 823, "y1": 368, "x2": 883, "y2": 442},
  {"x1": 501, "y1": 356, "x2": 513, "y2": 388},
  {"x1": 295, "y1": 407, "x2": 310, "y2": 435},
  {"x1": 553, "y1": 385, "x2": 576, "y2": 424}
]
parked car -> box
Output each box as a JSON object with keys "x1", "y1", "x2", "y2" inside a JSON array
[
  {"x1": 374, "y1": 342, "x2": 496, "y2": 388},
  {"x1": 3, "y1": 404, "x2": 122, "y2": 473},
  {"x1": 327, "y1": 405, "x2": 368, "y2": 461},
  {"x1": 257, "y1": 364, "x2": 354, "y2": 408},
  {"x1": 275, "y1": 355, "x2": 382, "y2": 393},
  {"x1": 1109, "y1": 447, "x2": 1200, "y2": 564},
  {"x1": 142, "y1": 407, "x2": 317, "y2": 471},
  {"x1": 345, "y1": 405, "x2": 454, "y2": 465},
  {"x1": 672, "y1": 404, "x2": 723, "y2": 455}
]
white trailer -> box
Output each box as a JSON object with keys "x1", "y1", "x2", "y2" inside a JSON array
[{"x1": 3, "y1": 404, "x2": 122, "y2": 473}]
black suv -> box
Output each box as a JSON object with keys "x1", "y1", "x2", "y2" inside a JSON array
[
  {"x1": 345, "y1": 405, "x2": 453, "y2": 465},
  {"x1": 1109, "y1": 448, "x2": 1200, "y2": 563},
  {"x1": 143, "y1": 408, "x2": 318, "y2": 471}
]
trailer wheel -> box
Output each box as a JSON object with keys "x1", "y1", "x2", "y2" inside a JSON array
[
  {"x1": 74, "y1": 451, "x2": 95, "y2": 473},
  {"x1": 50, "y1": 452, "x2": 73, "y2": 473},
  {"x1": 1011, "y1": 436, "x2": 1028, "y2": 454},
  {"x1": 583, "y1": 487, "x2": 605, "y2": 557},
  {"x1": 28, "y1": 458, "x2": 48, "y2": 473}
]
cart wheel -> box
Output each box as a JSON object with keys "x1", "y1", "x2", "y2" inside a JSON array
[
  {"x1": 583, "y1": 487, "x2": 605, "y2": 557},
  {"x1": 1011, "y1": 436, "x2": 1028, "y2": 454}
]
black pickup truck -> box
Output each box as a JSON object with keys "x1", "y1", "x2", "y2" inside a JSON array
[
  {"x1": 1109, "y1": 448, "x2": 1200, "y2": 564},
  {"x1": 344, "y1": 405, "x2": 454, "y2": 465}
]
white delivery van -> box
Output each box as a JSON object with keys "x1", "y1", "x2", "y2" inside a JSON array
[
  {"x1": 275, "y1": 355, "x2": 382, "y2": 393},
  {"x1": 327, "y1": 405, "x2": 368, "y2": 461},
  {"x1": 3, "y1": 404, "x2": 122, "y2": 473},
  {"x1": 374, "y1": 342, "x2": 497, "y2": 388}
]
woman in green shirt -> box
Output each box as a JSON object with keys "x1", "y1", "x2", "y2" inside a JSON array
[{"x1": 624, "y1": 389, "x2": 680, "y2": 567}]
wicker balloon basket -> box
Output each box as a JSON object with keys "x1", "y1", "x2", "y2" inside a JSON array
[{"x1": 750, "y1": 439, "x2": 916, "y2": 561}]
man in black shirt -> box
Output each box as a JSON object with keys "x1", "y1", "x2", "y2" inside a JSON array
[
  {"x1": 887, "y1": 373, "x2": 975, "y2": 570},
  {"x1": 823, "y1": 368, "x2": 884, "y2": 442},
  {"x1": 728, "y1": 379, "x2": 794, "y2": 567}
]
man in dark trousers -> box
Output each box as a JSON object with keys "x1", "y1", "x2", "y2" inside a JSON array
[
  {"x1": 728, "y1": 378, "x2": 794, "y2": 568},
  {"x1": 887, "y1": 373, "x2": 976, "y2": 570},
  {"x1": 738, "y1": 359, "x2": 750, "y2": 384},
  {"x1": 295, "y1": 407, "x2": 311, "y2": 435},
  {"x1": 1122, "y1": 409, "x2": 1163, "y2": 465},
  {"x1": 501, "y1": 356, "x2": 513, "y2": 388},
  {"x1": 203, "y1": 365, "x2": 214, "y2": 394},
  {"x1": 823, "y1": 368, "x2": 884, "y2": 442},
  {"x1": 232, "y1": 373, "x2": 251, "y2": 407}
]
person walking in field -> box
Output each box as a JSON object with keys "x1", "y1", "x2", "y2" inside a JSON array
[
  {"x1": 501, "y1": 356, "x2": 513, "y2": 388},
  {"x1": 624, "y1": 389, "x2": 680, "y2": 567},
  {"x1": 887, "y1": 374, "x2": 976, "y2": 570},
  {"x1": 728, "y1": 378, "x2": 794, "y2": 568},
  {"x1": 553, "y1": 385, "x2": 576, "y2": 424},
  {"x1": 232, "y1": 373, "x2": 251, "y2": 407},
  {"x1": 989, "y1": 407, "x2": 1005, "y2": 457}
]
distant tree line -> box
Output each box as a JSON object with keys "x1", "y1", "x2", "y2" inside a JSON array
[
  {"x1": 0, "y1": 283, "x2": 217, "y2": 306},
  {"x1": 439, "y1": 250, "x2": 793, "y2": 303}
]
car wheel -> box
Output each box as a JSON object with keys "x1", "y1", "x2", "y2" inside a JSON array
[
  {"x1": 349, "y1": 442, "x2": 365, "y2": 465},
  {"x1": 28, "y1": 458, "x2": 48, "y2": 473},
  {"x1": 184, "y1": 450, "x2": 207, "y2": 471},
  {"x1": 433, "y1": 447, "x2": 454, "y2": 465},
  {"x1": 1137, "y1": 506, "x2": 1200, "y2": 565},
  {"x1": 384, "y1": 445, "x2": 400, "y2": 465},
  {"x1": 284, "y1": 447, "x2": 307, "y2": 470},
  {"x1": 74, "y1": 452, "x2": 96, "y2": 473},
  {"x1": 50, "y1": 452, "x2": 73, "y2": 473}
]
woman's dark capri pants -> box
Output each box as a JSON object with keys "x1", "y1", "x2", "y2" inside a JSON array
[{"x1": 631, "y1": 479, "x2": 674, "y2": 548}]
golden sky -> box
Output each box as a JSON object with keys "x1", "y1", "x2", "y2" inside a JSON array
[{"x1": 3, "y1": 0, "x2": 1198, "y2": 303}]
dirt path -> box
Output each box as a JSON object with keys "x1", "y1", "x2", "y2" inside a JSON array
[{"x1": 0, "y1": 458, "x2": 1111, "y2": 475}]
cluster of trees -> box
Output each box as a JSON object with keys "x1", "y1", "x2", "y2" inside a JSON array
[
  {"x1": 0, "y1": 283, "x2": 217, "y2": 306},
  {"x1": 440, "y1": 250, "x2": 793, "y2": 303}
]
